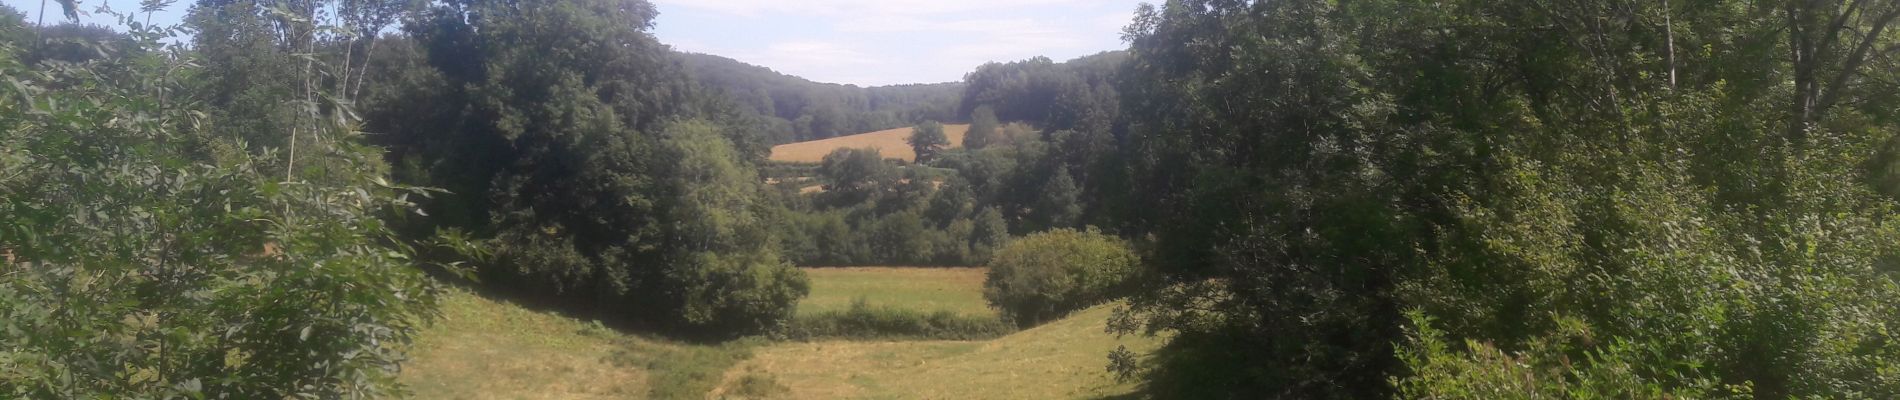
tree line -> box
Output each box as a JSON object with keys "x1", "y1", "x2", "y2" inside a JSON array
[{"x1": 679, "y1": 52, "x2": 962, "y2": 144}]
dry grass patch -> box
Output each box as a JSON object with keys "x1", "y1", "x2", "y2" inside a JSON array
[
  {"x1": 769, "y1": 124, "x2": 970, "y2": 163},
  {"x1": 401, "y1": 289, "x2": 650, "y2": 399}
]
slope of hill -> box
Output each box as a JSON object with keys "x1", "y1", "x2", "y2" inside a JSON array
[
  {"x1": 769, "y1": 124, "x2": 971, "y2": 163},
  {"x1": 401, "y1": 289, "x2": 758, "y2": 399},
  {"x1": 677, "y1": 52, "x2": 963, "y2": 144},
  {"x1": 402, "y1": 287, "x2": 1158, "y2": 399}
]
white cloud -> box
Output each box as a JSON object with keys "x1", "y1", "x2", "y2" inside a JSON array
[
  {"x1": 762, "y1": 41, "x2": 879, "y2": 68},
  {"x1": 652, "y1": 0, "x2": 1089, "y2": 18},
  {"x1": 652, "y1": 0, "x2": 1142, "y2": 85}
]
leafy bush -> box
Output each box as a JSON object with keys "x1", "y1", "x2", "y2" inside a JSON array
[
  {"x1": 0, "y1": 17, "x2": 436, "y2": 398},
  {"x1": 983, "y1": 229, "x2": 1137, "y2": 327},
  {"x1": 817, "y1": 147, "x2": 898, "y2": 206},
  {"x1": 1394, "y1": 312, "x2": 1743, "y2": 399},
  {"x1": 783, "y1": 298, "x2": 1013, "y2": 341}
]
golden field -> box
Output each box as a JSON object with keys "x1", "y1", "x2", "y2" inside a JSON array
[{"x1": 769, "y1": 124, "x2": 970, "y2": 163}]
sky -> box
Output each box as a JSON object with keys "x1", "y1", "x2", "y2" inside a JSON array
[
  {"x1": 3, "y1": 0, "x2": 1147, "y2": 86},
  {"x1": 649, "y1": 0, "x2": 1145, "y2": 86}
]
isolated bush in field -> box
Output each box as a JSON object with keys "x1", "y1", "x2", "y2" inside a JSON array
[
  {"x1": 983, "y1": 229, "x2": 1137, "y2": 327},
  {"x1": 908, "y1": 121, "x2": 950, "y2": 163}
]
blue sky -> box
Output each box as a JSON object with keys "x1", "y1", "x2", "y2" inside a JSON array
[
  {"x1": 3, "y1": 0, "x2": 1147, "y2": 86},
  {"x1": 650, "y1": 0, "x2": 1145, "y2": 86}
]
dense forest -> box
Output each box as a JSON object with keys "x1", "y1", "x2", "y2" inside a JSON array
[
  {"x1": 5, "y1": 0, "x2": 1900, "y2": 398},
  {"x1": 679, "y1": 53, "x2": 962, "y2": 144}
]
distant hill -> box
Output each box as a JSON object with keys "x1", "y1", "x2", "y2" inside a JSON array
[
  {"x1": 768, "y1": 124, "x2": 972, "y2": 163},
  {"x1": 675, "y1": 52, "x2": 964, "y2": 144}
]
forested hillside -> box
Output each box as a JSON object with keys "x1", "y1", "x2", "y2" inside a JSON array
[
  {"x1": 5, "y1": 0, "x2": 1900, "y2": 398},
  {"x1": 678, "y1": 53, "x2": 962, "y2": 144}
]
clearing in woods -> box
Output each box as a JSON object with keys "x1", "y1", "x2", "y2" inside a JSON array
[
  {"x1": 769, "y1": 124, "x2": 971, "y2": 163},
  {"x1": 402, "y1": 267, "x2": 1161, "y2": 399}
]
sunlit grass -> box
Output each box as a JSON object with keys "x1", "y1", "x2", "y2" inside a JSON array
[
  {"x1": 797, "y1": 267, "x2": 993, "y2": 318},
  {"x1": 400, "y1": 289, "x2": 752, "y2": 400},
  {"x1": 404, "y1": 269, "x2": 1159, "y2": 399},
  {"x1": 714, "y1": 305, "x2": 1164, "y2": 399}
]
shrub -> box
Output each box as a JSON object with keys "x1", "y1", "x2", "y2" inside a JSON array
[
  {"x1": 983, "y1": 228, "x2": 1137, "y2": 327},
  {"x1": 1394, "y1": 312, "x2": 1742, "y2": 399},
  {"x1": 0, "y1": 19, "x2": 437, "y2": 398}
]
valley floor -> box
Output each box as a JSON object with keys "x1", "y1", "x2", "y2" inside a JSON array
[{"x1": 401, "y1": 267, "x2": 1161, "y2": 399}]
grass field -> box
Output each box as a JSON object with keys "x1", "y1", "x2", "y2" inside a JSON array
[
  {"x1": 769, "y1": 124, "x2": 971, "y2": 163},
  {"x1": 403, "y1": 267, "x2": 1158, "y2": 399},
  {"x1": 797, "y1": 267, "x2": 992, "y2": 318},
  {"x1": 712, "y1": 305, "x2": 1161, "y2": 399},
  {"x1": 401, "y1": 289, "x2": 753, "y2": 400}
]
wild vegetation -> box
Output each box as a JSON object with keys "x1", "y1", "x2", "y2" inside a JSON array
[
  {"x1": 0, "y1": 3, "x2": 436, "y2": 398},
  {"x1": 1107, "y1": 1, "x2": 1900, "y2": 398},
  {"x1": 8, "y1": 0, "x2": 1900, "y2": 398},
  {"x1": 984, "y1": 229, "x2": 1138, "y2": 328},
  {"x1": 370, "y1": 0, "x2": 807, "y2": 338}
]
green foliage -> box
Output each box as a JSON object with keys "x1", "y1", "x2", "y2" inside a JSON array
[
  {"x1": 378, "y1": 0, "x2": 804, "y2": 337},
  {"x1": 908, "y1": 120, "x2": 950, "y2": 163},
  {"x1": 965, "y1": 105, "x2": 999, "y2": 149},
  {"x1": 1115, "y1": 0, "x2": 1900, "y2": 398},
  {"x1": 1031, "y1": 168, "x2": 1082, "y2": 231},
  {"x1": 774, "y1": 146, "x2": 1020, "y2": 267},
  {"x1": 1394, "y1": 312, "x2": 1743, "y2": 399},
  {"x1": 678, "y1": 53, "x2": 961, "y2": 144},
  {"x1": 968, "y1": 207, "x2": 1010, "y2": 262},
  {"x1": 784, "y1": 297, "x2": 1013, "y2": 341},
  {"x1": 817, "y1": 147, "x2": 898, "y2": 206},
  {"x1": 0, "y1": 5, "x2": 23, "y2": 54},
  {"x1": 654, "y1": 122, "x2": 810, "y2": 335},
  {"x1": 958, "y1": 53, "x2": 1123, "y2": 124},
  {"x1": 984, "y1": 229, "x2": 1138, "y2": 327},
  {"x1": 0, "y1": 12, "x2": 435, "y2": 398}
]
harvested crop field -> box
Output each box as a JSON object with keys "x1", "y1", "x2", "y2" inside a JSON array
[{"x1": 769, "y1": 124, "x2": 970, "y2": 163}]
